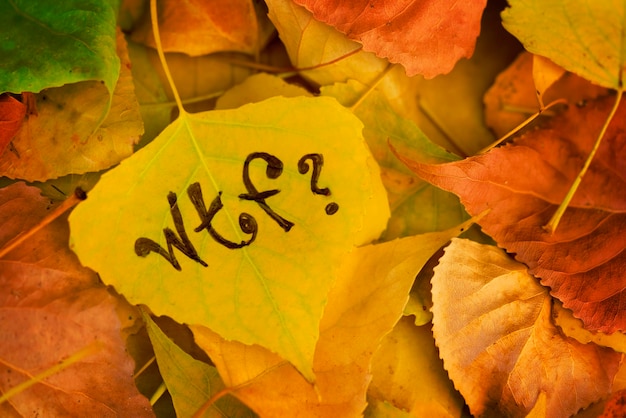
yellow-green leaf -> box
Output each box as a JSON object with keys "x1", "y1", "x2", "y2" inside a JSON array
[
  {"x1": 142, "y1": 311, "x2": 254, "y2": 418},
  {"x1": 432, "y1": 238, "x2": 621, "y2": 418},
  {"x1": 69, "y1": 96, "x2": 389, "y2": 382},
  {"x1": 0, "y1": 30, "x2": 142, "y2": 181},
  {"x1": 502, "y1": 0, "x2": 626, "y2": 89},
  {"x1": 190, "y1": 218, "x2": 475, "y2": 417},
  {"x1": 321, "y1": 80, "x2": 466, "y2": 240}
]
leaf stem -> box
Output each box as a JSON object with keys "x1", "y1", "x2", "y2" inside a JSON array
[
  {"x1": 478, "y1": 98, "x2": 567, "y2": 154},
  {"x1": 0, "y1": 188, "x2": 86, "y2": 259},
  {"x1": 149, "y1": 381, "x2": 168, "y2": 406},
  {"x1": 543, "y1": 89, "x2": 623, "y2": 233},
  {"x1": 150, "y1": 0, "x2": 185, "y2": 115},
  {"x1": 133, "y1": 356, "x2": 156, "y2": 380},
  {"x1": 223, "y1": 46, "x2": 363, "y2": 74},
  {"x1": 348, "y1": 64, "x2": 394, "y2": 112},
  {"x1": 0, "y1": 342, "x2": 102, "y2": 404}
]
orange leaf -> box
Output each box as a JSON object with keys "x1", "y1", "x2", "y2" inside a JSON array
[
  {"x1": 0, "y1": 183, "x2": 152, "y2": 417},
  {"x1": 293, "y1": 0, "x2": 487, "y2": 77},
  {"x1": 432, "y1": 239, "x2": 621, "y2": 418},
  {"x1": 131, "y1": 0, "x2": 259, "y2": 55},
  {"x1": 398, "y1": 95, "x2": 626, "y2": 333},
  {"x1": 483, "y1": 52, "x2": 609, "y2": 138},
  {"x1": 0, "y1": 94, "x2": 26, "y2": 156}
]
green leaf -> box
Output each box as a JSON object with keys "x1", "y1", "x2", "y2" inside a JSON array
[
  {"x1": 142, "y1": 311, "x2": 255, "y2": 418},
  {"x1": 69, "y1": 96, "x2": 389, "y2": 382},
  {"x1": 0, "y1": 0, "x2": 120, "y2": 94},
  {"x1": 502, "y1": 0, "x2": 626, "y2": 89}
]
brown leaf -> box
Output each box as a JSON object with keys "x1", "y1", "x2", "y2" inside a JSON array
[
  {"x1": 0, "y1": 94, "x2": 26, "y2": 157},
  {"x1": 398, "y1": 95, "x2": 626, "y2": 333},
  {"x1": 0, "y1": 183, "x2": 153, "y2": 417},
  {"x1": 293, "y1": 0, "x2": 487, "y2": 77},
  {"x1": 131, "y1": 0, "x2": 259, "y2": 55},
  {"x1": 432, "y1": 238, "x2": 621, "y2": 418}
]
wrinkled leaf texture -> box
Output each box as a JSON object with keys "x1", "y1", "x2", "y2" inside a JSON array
[
  {"x1": 293, "y1": 0, "x2": 487, "y2": 77},
  {"x1": 0, "y1": 183, "x2": 152, "y2": 417},
  {"x1": 432, "y1": 238, "x2": 621, "y2": 418},
  {"x1": 400, "y1": 95, "x2": 626, "y2": 333}
]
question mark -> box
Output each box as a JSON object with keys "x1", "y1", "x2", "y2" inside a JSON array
[{"x1": 297, "y1": 153, "x2": 339, "y2": 215}]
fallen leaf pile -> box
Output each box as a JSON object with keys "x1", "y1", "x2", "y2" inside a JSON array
[{"x1": 1, "y1": 0, "x2": 624, "y2": 417}]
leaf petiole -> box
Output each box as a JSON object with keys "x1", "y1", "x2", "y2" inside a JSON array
[
  {"x1": 0, "y1": 342, "x2": 102, "y2": 404},
  {"x1": 0, "y1": 187, "x2": 86, "y2": 259},
  {"x1": 478, "y1": 97, "x2": 567, "y2": 154},
  {"x1": 543, "y1": 88, "x2": 623, "y2": 233}
]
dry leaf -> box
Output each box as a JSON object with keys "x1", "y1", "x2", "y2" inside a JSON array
[
  {"x1": 0, "y1": 183, "x2": 152, "y2": 417},
  {"x1": 432, "y1": 238, "x2": 621, "y2": 418},
  {"x1": 400, "y1": 95, "x2": 626, "y2": 333}
]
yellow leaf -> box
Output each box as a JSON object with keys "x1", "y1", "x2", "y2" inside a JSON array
[
  {"x1": 552, "y1": 301, "x2": 626, "y2": 354},
  {"x1": 191, "y1": 219, "x2": 476, "y2": 417},
  {"x1": 432, "y1": 238, "x2": 621, "y2": 418},
  {"x1": 502, "y1": 0, "x2": 626, "y2": 89},
  {"x1": 215, "y1": 73, "x2": 312, "y2": 110},
  {"x1": 368, "y1": 317, "x2": 465, "y2": 418},
  {"x1": 532, "y1": 55, "x2": 566, "y2": 107},
  {"x1": 69, "y1": 95, "x2": 389, "y2": 382}
]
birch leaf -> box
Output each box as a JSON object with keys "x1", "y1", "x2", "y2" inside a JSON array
[{"x1": 69, "y1": 96, "x2": 389, "y2": 382}]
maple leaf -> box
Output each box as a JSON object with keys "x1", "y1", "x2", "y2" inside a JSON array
[
  {"x1": 191, "y1": 218, "x2": 476, "y2": 417},
  {"x1": 293, "y1": 0, "x2": 487, "y2": 77},
  {"x1": 432, "y1": 238, "x2": 622, "y2": 418},
  {"x1": 0, "y1": 183, "x2": 152, "y2": 416},
  {"x1": 398, "y1": 95, "x2": 626, "y2": 333},
  {"x1": 131, "y1": 0, "x2": 261, "y2": 56},
  {"x1": 0, "y1": 94, "x2": 26, "y2": 156}
]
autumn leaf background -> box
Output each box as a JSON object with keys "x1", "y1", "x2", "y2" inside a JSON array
[{"x1": 1, "y1": 0, "x2": 625, "y2": 417}]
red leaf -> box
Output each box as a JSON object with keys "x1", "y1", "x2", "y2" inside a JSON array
[
  {"x1": 397, "y1": 95, "x2": 626, "y2": 333},
  {"x1": 0, "y1": 94, "x2": 26, "y2": 156},
  {"x1": 0, "y1": 183, "x2": 153, "y2": 417},
  {"x1": 292, "y1": 0, "x2": 487, "y2": 77},
  {"x1": 600, "y1": 390, "x2": 626, "y2": 418}
]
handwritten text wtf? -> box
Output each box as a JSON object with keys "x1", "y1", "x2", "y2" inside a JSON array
[{"x1": 134, "y1": 152, "x2": 339, "y2": 270}]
